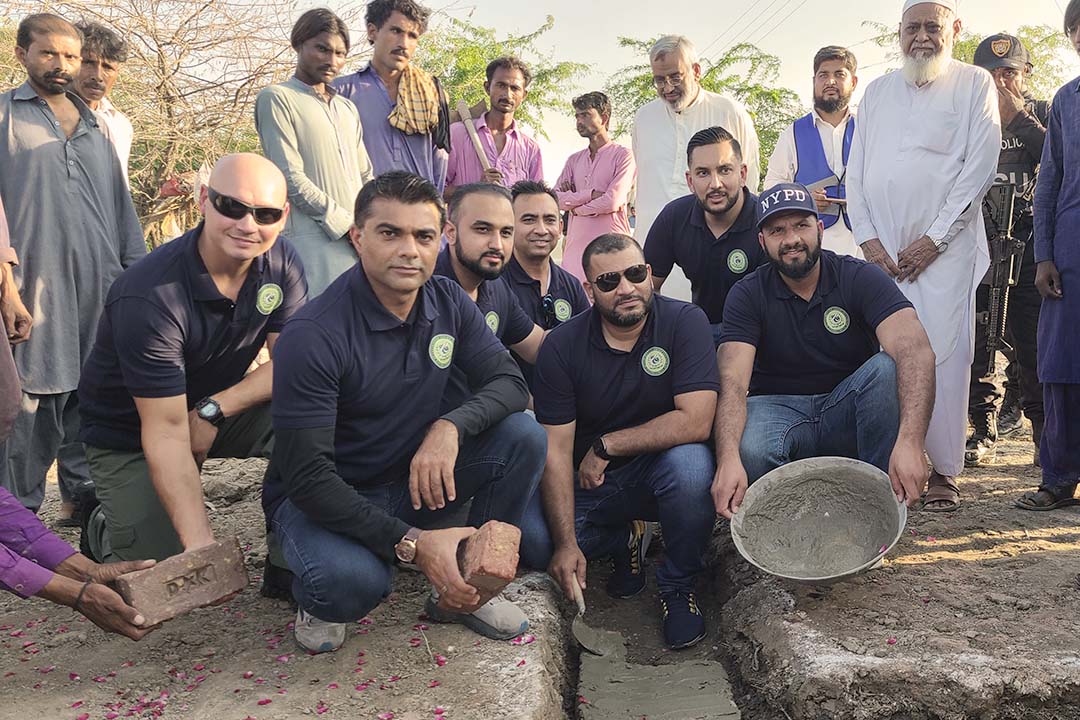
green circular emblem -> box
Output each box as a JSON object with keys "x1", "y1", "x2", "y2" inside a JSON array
[
  {"x1": 553, "y1": 298, "x2": 573, "y2": 322},
  {"x1": 256, "y1": 283, "x2": 283, "y2": 315},
  {"x1": 428, "y1": 333, "x2": 455, "y2": 369},
  {"x1": 824, "y1": 306, "x2": 850, "y2": 335},
  {"x1": 727, "y1": 249, "x2": 749, "y2": 274},
  {"x1": 641, "y1": 346, "x2": 671, "y2": 377},
  {"x1": 485, "y1": 311, "x2": 500, "y2": 334}
]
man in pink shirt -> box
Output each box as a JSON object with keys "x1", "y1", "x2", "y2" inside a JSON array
[
  {"x1": 554, "y1": 92, "x2": 636, "y2": 283},
  {"x1": 445, "y1": 56, "x2": 543, "y2": 196}
]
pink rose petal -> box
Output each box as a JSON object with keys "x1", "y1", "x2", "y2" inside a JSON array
[
  {"x1": 516, "y1": 659, "x2": 526, "y2": 667},
  {"x1": 886, "y1": 637, "x2": 897, "y2": 645},
  {"x1": 327, "y1": 682, "x2": 339, "y2": 689},
  {"x1": 242, "y1": 671, "x2": 254, "y2": 679},
  {"x1": 878, "y1": 545, "x2": 888, "y2": 554},
  {"x1": 434, "y1": 655, "x2": 447, "y2": 667},
  {"x1": 193, "y1": 663, "x2": 205, "y2": 671},
  {"x1": 926, "y1": 536, "x2": 936, "y2": 542},
  {"x1": 75, "y1": 714, "x2": 89, "y2": 720},
  {"x1": 428, "y1": 680, "x2": 440, "y2": 688},
  {"x1": 257, "y1": 698, "x2": 272, "y2": 705},
  {"x1": 434, "y1": 707, "x2": 446, "y2": 715},
  {"x1": 71, "y1": 700, "x2": 84, "y2": 708},
  {"x1": 377, "y1": 713, "x2": 395, "y2": 720}
]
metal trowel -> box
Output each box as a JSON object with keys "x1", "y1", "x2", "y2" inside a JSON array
[{"x1": 571, "y1": 580, "x2": 614, "y2": 656}]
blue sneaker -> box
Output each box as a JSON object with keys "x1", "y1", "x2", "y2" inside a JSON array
[
  {"x1": 660, "y1": 591, "x2": 706, "y2": 649},
  {"x1": 606, "y1": 520, "x2": 654, "y2": 599}
]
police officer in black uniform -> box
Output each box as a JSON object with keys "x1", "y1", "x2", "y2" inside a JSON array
[{"x1": 965, "y1": 34, "x2": 1048, "y2": 467}]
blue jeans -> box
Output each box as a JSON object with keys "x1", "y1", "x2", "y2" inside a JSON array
[
  {"x1": 271, "y1": 413, "x2": 546, "y2": 623},
  {"x1": 519, "y1": 443, "x2": 715, "y2": 594},
  {"x1": 740, "y1": 352, "x2": 899, "y2": 483}
]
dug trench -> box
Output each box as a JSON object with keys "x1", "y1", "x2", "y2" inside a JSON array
[{"x1": 3, "y1": 427, "x2": 1080, "y2": 719}]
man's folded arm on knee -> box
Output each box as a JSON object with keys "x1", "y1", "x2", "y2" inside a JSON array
[
  {"x1": 442, "y1": 350, "x2": 529, "y2": 440},
  {"x1": 134, "y1": 395, "x2": 216, "y2": 551},
  {"x1": 275, "y1": 425, "x2": 409, "y2": 564},
  {"x1": 598, "y1": 390, "x2": 717, "y2": 458},
  {"x1": 874, "y1": 308, "x2": 935, "y2": 445}
]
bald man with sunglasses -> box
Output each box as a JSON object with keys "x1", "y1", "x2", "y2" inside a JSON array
[
  {"x1": 79, "y1": 153, "x2": 308, "y2": 564},
  {"x1": 519, "y1": 233, "x2": 719, "y2": 650}
]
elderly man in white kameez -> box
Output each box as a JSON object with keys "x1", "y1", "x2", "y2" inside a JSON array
[
  {"x1": 847, "y1": 0, "x2": 1001, "y2": 512},
  {"x1": 632, "y1": 35, "x2": 760, "y2": 302}
]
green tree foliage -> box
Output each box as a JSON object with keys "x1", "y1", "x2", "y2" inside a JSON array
[
  {"x1": 411, "y1": 15, "x2": 587, "y2": 140},
  {"x1": 865, "y1": 21, "x2": 1073, "y2": 99},
  {"x1": 604, "y1": 37, "x2": 803, "y2": 186}
]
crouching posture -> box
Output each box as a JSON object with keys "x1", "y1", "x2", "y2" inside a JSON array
[
  {"x1": 520, "y1": 234, "x2": 719, "y2": 649},
  {"x1": 711, "y1": 183, "x2": 936, "y2": 519},
  {"x1": 262, "y1": 172, "x2": 546, "y2": 653}
]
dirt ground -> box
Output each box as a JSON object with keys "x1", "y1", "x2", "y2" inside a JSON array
[
  {"x1": 2, "y1": 422, "x2": 1077, "y2": 720},
  {"x1": 0, "y1": 459, "x2": 570, "y2": 720}
]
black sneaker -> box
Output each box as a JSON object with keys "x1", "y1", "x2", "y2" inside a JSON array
[
  {"x1": 260, "y1": 557, "x2": 297, "y2": 606},
  {"x1": 660, "y1": 591, "x2": 706, "y2": 649},
  {"x1": 606, "y1": 520, "x2": 653, "y2": 599},
  {"x1": 998, "y1": 394, "x2": 1024, "y2": 437},
  {"x1": 964, "y1": 411, "x2": 997, "y2": 467}
]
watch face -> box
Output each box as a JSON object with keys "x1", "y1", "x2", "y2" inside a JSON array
[
  {"x1": 198, "y1": 402, "x2": 219, "y2": 419},
  {"x1": 395, "y1": 540, "x2": 417, "y2": 563}
]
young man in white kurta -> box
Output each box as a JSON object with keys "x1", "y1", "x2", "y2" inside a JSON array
[
  {"x1": 846, "y1": 0, "x2": 1000, "y2": 509},
  {"x1": 632, "y1": 35, "x2": 759, "y2": 302}
]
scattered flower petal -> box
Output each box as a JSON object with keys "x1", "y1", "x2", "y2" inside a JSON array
[
  {"x1": 257, "y1": 698, "x2": 272, "y2": 706},
  {"x1": 578, "y1": 695, "x2": 589, "y2": 704},
  {"x1": 409, "y1": 637, "x2": 422, "y2": 647},
  {"x1": 413, "y1": 623, "x2": 429, "y2": 631},
  {"x1": 434, "y1": 707, "x2": 446, "y2": 716},
  {"x1": 878, "y1": 545, "x2": 888, "y2": 554},
  {"x1": 37, "y1": 665, "x2": 55, "y2": 674},
  {"x1": 388, "y1": 675, "x2": 400, "y2": 682},
  {"x1": 886, "y1": 637, "x2": 897, "y2": 645},
  {"x1": 359, "y1": 618, "x2": 374, "y2": 625},
  {"x1": 193, "y1": 663, "x2": 205, "y2": 671},
  {"x1": 242, "y1": 671, "x2": 254, "y2": 679},
  {"x1": 327, "y1": 683, "x2": 339, "y2": 689},
  {"x1": 434, "y1": 655, "x2": 447, "y2": 667},
  {"x1": 316, "y1": 700, "x2": 329, "y2": 715},
  {"x1": 71, "y1": 701, "x2": 84, "y2": 708},
  {"x1": 427, "y1": 680, "x2": 440, "y2": 688},
  {"x1": 275, "y1": 654, "x2": 293, "y2": 663},
  {"x1": 75, "y1": 714, "x2": 89, "y2": 720},
  {"x1": 516, "y1": 659, "x2": 526, "y2": 667},
  {"x1": 926, "y1": 536, "x2": 936, "y2": 543},
  {"x1": 377, "y1": 713, "x2": 395, "y2": 720},
  {"x1": 510, "y1": 634, "x2": 536, "y2": 645}
]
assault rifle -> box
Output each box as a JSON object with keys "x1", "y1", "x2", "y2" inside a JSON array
[{"x1": 978, "y1": 184, "x2": 1024, "y2": 377}]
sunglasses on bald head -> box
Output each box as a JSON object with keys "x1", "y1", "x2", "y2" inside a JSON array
[
  {"x1": 591, "y1": 263, "x2": 648, "y2": 293},
  {"x1": 208, "y1": 188, "x2": 284, "y2": 225}
]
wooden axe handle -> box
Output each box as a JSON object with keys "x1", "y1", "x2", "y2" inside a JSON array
[{"x1": 456, "y1": 99, "x2": 492, "y2": 172}]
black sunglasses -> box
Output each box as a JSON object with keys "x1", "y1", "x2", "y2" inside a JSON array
[
  {"x1": 208, "y1": 188, "x2": 284, "y2": 225},
  {"x1": 541, "y1": 294, "x2": 557, "y2": 328},
  {"x1": 592, "y1": 264, "x2": 648, "y2": 293}
]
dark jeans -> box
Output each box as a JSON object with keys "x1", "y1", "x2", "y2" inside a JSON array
[
  {"x1": 711, "y1": 323, "x2": 724, "y2": 348},
  {"x1": 738, "y1": 352, "x2": 899, "y2": 483},
  {"x1": 518, "y1": 443, "x2": 715, "y2": 594},
  {"x1": 1041, "y1": 383, "x2": 1080, "y2": 494},
  {"x1": 969, "y1": 253, "x2": 1043, "y2": 429},
  {"x1": 272, "y1": 413, "x2": 545, "y2": 623}
]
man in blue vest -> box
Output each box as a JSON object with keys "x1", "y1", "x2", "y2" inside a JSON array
[{"x1": 764, "y1": 46, "x2": 860, "y2": 258}]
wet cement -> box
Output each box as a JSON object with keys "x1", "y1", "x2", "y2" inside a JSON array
[
  {"x1": 577, "y1": 630, "x2": 741, "y2": 720},
  {"x1": 733, "y1": 459, "x2": 902, "y2": 580}
]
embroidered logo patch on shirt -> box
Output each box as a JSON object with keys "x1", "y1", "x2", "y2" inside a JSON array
[
  {"x1": 727, "y1": 249, "x2": 749, "y2": 274},
  {"x1": 553, "y1": 299, "x2": 572, "y2": 322},
  {"x1": 824, "y1": 306, "x2": 850, "y2": 335},
  {"x1": 429, "y1": 333, "x2": 456, "y2": 369},
  {"x1": 485, "y1": 311, "x2": 500, "y2": 334},
  {"x1": 641, "y1": 347, "x2": 671, "y2": 377},
  {"x1": 256, "y1": 283, "x2": 284, "y2": 315}
]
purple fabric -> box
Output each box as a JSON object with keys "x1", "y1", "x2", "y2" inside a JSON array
[
  {"x1": 0, "y1": 486, "x2": 75, "y2": 597},
  {"x1": 333, "y1": 66, "x2": 448, "y2": 192},
  {"x1": 0, "y1": 196, "x2": 18, "y2": 440}
]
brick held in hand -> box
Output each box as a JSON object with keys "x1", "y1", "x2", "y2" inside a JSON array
[
  {"x1": 113, "y1": 538, "x2": 249, "y2": 626},
  {"x1": 457, "y1": 521, "x2": 521, "y2": 606}
]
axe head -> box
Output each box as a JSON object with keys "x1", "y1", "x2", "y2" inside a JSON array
[{"x1": 450, "y1": 98, "x2": 488, "y2": 124}]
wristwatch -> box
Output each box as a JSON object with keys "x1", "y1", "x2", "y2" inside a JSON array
[
  {"x1": 591, "y1": 435, "x2": 612, "y2": 461},
  {"x1": 931, "y1": 238, "x2": 949, "y2": 254},
  {"x1": 394, "y1": 527, "x2": 423, "y2": 563},
  {"x1": 194, "y1": 397, "x2": 225, "y2": 427}
]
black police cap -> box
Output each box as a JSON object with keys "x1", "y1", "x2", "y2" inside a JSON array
[{"x1": 973, "y1": 34, "x2": 1030, "y2": 71}]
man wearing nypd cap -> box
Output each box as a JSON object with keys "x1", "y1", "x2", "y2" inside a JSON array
[
  {"x1": 964, "y1": 33, "x2": 1049, "y2": 470},
  {"x1": 79, "y1": 153, "x2": 307, "y2": 564},
  {"x1": 519, "y1": 232, "x2": 719, "y2": 650},
  {"x1": 711, "y1": 182, "x2": 937, "y2": 520}
]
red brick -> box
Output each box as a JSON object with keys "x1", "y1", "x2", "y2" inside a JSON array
[
  {"x1": 457, "y1": 521, "x2": 521, "y2": 606},
  {"x1": 113, "y1": 538, "x2": 248, "y2": 626}
]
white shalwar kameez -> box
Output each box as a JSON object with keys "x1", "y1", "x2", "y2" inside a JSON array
[
  {"x1": 632, "y1": 89, "x2": 760, "y2": 301},
  {"x1": 846, "y1": 59, "x2": 1001, "y2": 476}
]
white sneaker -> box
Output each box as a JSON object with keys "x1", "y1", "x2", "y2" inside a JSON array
[
  {"x1": 425, "y1": 591, "x2": 529, "y2": 640},
  {"x1": 294, "y1": 608, "x2": 346, "y2": 653}
]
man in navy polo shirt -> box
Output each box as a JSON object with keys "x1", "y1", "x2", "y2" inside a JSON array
[
  {"x1": 263, "y1": 171, "x2": 545, "y2": 654},
  {"x1": 79, "y1": 153, "x2": 307, "y2": 563},
  {"x1": 435, "y1": 182, "x2": 545, "y2": 402},
  {"x1": 644, "y1": 125, "x2": 764, "y2": 346},
  {"x1": 711, "y1": 183, "x2": 936, "y2": 520},
  {"x1": 502, "y1": 180, "x2": 590, "y2": 386},
  {"x1": 519, "y1": 233, "x2": 719, "y2": 650}
]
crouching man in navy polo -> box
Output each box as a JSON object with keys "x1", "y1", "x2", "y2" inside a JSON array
[
  {"x1": 79, "y1": 153, "x2": 307, "y2": 563},
  {"x1": 262, "y1": 171, "x2": 546, "y2": 654},
  {"x1": 711, "y1": 183, "x2": 937, "y2": 520},
  {"x1": 519, "y1": 233, "x2": 719, "y2": 650}
]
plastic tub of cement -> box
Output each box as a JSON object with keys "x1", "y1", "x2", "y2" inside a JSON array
[{"x1": 730, "y1": 457, "x2": 907, "y2": 583}]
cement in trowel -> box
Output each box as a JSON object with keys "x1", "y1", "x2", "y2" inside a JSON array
[{"x1": 577, "y1": 630, "x2": 740, "y2": 720}]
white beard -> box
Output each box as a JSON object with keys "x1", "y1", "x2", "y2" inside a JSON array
[{"x1": 902, "y1": 48, "x2": 950, "y2": 85}]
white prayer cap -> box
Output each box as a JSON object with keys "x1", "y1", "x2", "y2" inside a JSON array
[{"x1": 902, "y1": 0, "x2": 957, "y2": 15}]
